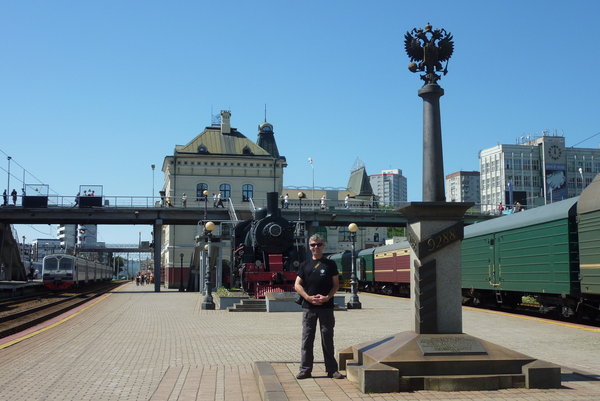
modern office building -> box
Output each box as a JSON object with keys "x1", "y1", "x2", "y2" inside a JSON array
[
  {"x1": 445, "y1": 171, "x2": 480, "y2": 204},
  {"x1": 57, "y1": 224, "x2": 99, "y2": 252},
  {"x1": 368, "y1": 169, "x2": 408, "y2": 206},
  {"x1": 479, "y1": 132, "x2": 600, "y2": 213}
]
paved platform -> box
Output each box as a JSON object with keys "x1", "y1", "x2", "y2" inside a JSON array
[{"x1": 0, "y1": 282, "x2": 599, "y2": 400}]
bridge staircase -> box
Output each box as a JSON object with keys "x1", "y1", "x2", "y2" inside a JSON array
[
  {"x1": 227, "y1": 199, "x2": 239, "y2": 223},
  {"x1": 0, "y1": 223, "x2": 27, "y2": 281}
]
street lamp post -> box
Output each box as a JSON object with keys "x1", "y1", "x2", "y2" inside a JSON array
[
  {"x1": 151, "y1": 164, "x2": 156, "y2": 206},
  {"x1": 578, "y1": 167, "x2": 584, "y2": 194},
  {"x1": 307, "y1": 157, "x2": 314, "y2": 208},
  {"x1": 179, "y1": 252, "x2": 185, "y2": 292},
  {"x1": 201, "y1": 221, "x2": 216, "y2": 310},
  {"x1": 22, "y1": 236, "x2": 26, "y2": 263},
  {"x1": 203, "y1": 189, "x2": 209, "y2": 221},
  {"x1": 7, "y1": 156, "x2": 12, "y2": 196},
  {"x1": 346, "y1": 223, "x2": 362, "y2": 309},
  {"x1": 297, "y1": 191, "x2": 305, "y2": 221}
]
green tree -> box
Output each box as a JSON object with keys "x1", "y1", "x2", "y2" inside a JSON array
[{"x1": 387, "y1": 226, "x2": 405, "y2": 238}]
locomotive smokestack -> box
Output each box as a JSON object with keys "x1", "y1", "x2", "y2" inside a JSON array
[{"x1": 266, "y1": 192, "x2": 280, "y2": 217}]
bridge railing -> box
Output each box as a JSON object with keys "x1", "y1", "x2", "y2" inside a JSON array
[{"x1": 10, "y1": 194, "x2": 495, "y2": 216}]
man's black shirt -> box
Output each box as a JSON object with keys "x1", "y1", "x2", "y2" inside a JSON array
[{"x1": 297, "y1": 258, "x2": 339, "y2": 309}]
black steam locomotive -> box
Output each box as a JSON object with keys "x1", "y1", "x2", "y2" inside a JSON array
[{"x1": 233, "y1": 192, "x2": 306, "y2": 297}]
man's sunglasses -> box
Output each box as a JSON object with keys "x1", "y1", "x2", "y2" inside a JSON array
[{"x1": 309, "y1": 243, "x2": 323, "y2": 248}]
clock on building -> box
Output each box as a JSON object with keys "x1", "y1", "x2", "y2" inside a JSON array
[{"x1": 548, "y1": 145, "x2": 562, "y2": 161}]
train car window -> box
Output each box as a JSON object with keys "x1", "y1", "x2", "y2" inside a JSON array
[
  {"x1": 60, "y1": 258, "x2": 74, "y2": 270},
  {"x1": 44, "y1": 258, "x2": 59, "y2": 270}
]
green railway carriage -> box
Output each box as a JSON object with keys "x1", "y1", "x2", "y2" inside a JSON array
[
  {"x1": 577, "y1": 174, "x2": 600, "y2": 299},
  {"x1": 329, "y1": 250, "x2": 352, "y2": 290},
  {"x1": 357, "y1": 248, "x2": 375, "y2": 288},
  {"x1": 462, "y1": 197, "x2": 580, "y2": 311}
]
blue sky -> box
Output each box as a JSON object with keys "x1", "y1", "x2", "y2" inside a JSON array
[{"x1": 2, "y1": 0, "x2": 600, "y2": 244}]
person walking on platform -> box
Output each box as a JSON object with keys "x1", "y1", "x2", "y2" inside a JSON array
[
  {"x1": 11, "y1": 189, "x2": 17, "y2": 205},
  {"x1": 213, "y1": 193, "x2": 217, "y2": 207},
  {"x1": 2, "y1": 190, "x2": 7, "y2": 206},
  {"x1": 284, "y1": 193, "x2": 289, "y2": 209},
  {"x1": 216, "y1": 192, "x2": 225, "y2": 208},
  {"x1": 181, "y1": 193, "x2": 187, "y2": 208},
  {"x1": 294, "y1": 234, "x2": 344, "y2": 380}
]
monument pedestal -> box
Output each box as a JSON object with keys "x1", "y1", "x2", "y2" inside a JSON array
[
  {"x1": 339, "y1": 332, "x2": 560, "y2": 392},
  {"x1": 338, "y1": 202, "x2": 561, "y2": 392}
]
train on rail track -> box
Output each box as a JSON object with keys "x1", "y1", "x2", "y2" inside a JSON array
[
  {"x1": 232, "y1": 192, "x2": 306, "y2": 298},
  {"x1": 328, "y1": 174, "x2": 600, "y2": 320},
  {"x1": 42, "y1": 254, "x2": 113, "y2": 290}
]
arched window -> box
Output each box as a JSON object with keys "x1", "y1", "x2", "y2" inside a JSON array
[
  {"x1": 196, "y1": 183, "x2": 208, "y2": 201},
  {"x1": 242, "y1": 146, "x2": 253, "y2": 155},
  {"x1": 242, "y1": 184, "x2": 253, "y2": 202},
  {"x1": 219, "y1": 184, "x2": 231, "y2": 199}
]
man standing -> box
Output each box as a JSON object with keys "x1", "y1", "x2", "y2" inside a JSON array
[{"x1": 294, "y1": 234, "x2": 344, "y2": 380}]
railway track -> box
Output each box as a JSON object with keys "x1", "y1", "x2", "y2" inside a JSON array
[
  {"x1": 0, "y1": 282, "x2": 122, "y2": 339},
  {"x1": 363, "y1": 291, "x2": 600, "y2": 327}
]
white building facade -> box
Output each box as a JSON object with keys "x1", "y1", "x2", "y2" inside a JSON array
[
  {"x1": 445, "y1": 171, "x2": 480, "y2": 204},
  {"x1": 368, "y1": 169, "x2": 408, "y2": 206},
  {"x1": 479, "y1": 133, "x2": 600, "y2": 213},
  {"x1": 160, "y1": 111, "x2": 286, "y2": 286}
]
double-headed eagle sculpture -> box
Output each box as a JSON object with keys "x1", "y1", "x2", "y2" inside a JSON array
[{"x1": 404, "y1": 23, "x2": 454, "y2": 85}]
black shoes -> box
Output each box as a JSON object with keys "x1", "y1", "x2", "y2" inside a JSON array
[
  {"x1": 296, "y1": 371, "x2": 344, "y2": 379},
  {"x1": 296, "y1": 371, "x2": 312, "y2": 379}
]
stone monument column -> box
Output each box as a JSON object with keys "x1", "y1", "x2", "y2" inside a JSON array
[
  {"x1": 339, "y1": 24, "x2": 560, "y2": 393},
  {"x1": 419, "y1": 83, "x2": 445, "y2": 202},
  {"x1": 403, "y1": 23, "x2": 467, "y2": 334}
]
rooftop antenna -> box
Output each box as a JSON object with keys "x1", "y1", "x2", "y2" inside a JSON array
[{"x1": 264, "y1": 104, "x2": 267, "y2": 122}]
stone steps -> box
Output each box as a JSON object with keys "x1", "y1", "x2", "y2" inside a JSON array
[{"x1": 228, "y1": 299, "x2": 266, "y2": 312}]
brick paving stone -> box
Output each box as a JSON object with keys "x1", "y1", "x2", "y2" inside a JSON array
[{"x1": 0, "y1": 283, "x2": 599, "y2": 400}]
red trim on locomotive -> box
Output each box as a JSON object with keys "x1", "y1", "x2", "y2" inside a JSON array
[{"x1": 241, "y1": 254, "x2": 297, "y2": 298}]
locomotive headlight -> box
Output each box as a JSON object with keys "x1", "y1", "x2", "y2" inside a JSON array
[{"x1": 265, "y1": 223, "x2": 282, "y2": 237}]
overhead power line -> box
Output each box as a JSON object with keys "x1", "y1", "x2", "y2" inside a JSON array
[{"x1": 571, "y1": 131, "x2": 600, "y2": 148}]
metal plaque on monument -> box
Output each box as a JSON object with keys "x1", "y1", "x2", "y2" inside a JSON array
[{"x1": 337, "y1": 24, "x2": 561, "y2": 393}]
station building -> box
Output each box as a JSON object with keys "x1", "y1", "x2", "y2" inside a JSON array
[
  {"x1": 160, "y1": 110, "x2": 286, "y2": 286},
  {"x1": 479, "y1": 132, "x2": 600, "y2": 214}
]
